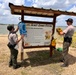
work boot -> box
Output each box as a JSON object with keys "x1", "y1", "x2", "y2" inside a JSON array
[
  {"x1": 9, "y1": 63, "x2": 12, "y2": 67},
  {"x1": 61, "y1": 64, "x2": 68, "y2": 67},
  {"x1": 60, "y1": 59, "x2": 64, "y2": 62},
  {"x1": 13, "y1": 64, "x2": 21, "y2": 69}
]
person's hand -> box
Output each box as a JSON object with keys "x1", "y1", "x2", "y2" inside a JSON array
[{"x1": 56, "y1": 28, "x2": 62, "y2": 35}]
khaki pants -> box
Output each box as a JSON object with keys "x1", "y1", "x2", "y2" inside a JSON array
[{"x1": 62, "y1": 42, "x2": 71, "y2": 65}]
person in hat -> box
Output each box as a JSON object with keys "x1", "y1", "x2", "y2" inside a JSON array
[
  {"x1": 7, "y1": 25, "x2": 23, "y2": 69},
  {"x1": 58, "y1": 18, "x2": 75, "y2": 67}
]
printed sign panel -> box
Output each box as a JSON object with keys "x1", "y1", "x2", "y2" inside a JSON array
[{"x1": 23, "y1": 23, "x2": 53, "y2": 46}]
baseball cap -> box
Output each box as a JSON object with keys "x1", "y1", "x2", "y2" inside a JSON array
[
  {"x1": 66, "y1": 18, "x2": 73, "y2": 23},
  {"x1": 7, "y1": 25, "x2": 14, "y2": 31}
]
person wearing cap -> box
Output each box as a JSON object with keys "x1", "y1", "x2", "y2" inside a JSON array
[
  {"x1": 7, "y1": 25, "x2": 22, "y2": 69},
  {"x1": 58, "y1": 18, "x2": 75, "y2": 67}
]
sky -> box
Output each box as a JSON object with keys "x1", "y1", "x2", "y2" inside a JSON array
[{"x1": 0, "y1": 0, "x2": 76, "y2": 26}]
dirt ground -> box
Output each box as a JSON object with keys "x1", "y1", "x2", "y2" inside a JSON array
[{"x1": 0, "y1": 35, "x2": 76, "y2": 75}]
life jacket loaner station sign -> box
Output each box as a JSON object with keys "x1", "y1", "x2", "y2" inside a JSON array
[{"x1": 23, "y1": 23, "x2": 53, "y2": 47}]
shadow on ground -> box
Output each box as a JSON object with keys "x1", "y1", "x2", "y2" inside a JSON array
[
  {"x1": 68, "y1": 54, "x2": 76, "y2": 65},
  {"x1": 21, "y1": 50, "x2": 76, "y2": 67}
]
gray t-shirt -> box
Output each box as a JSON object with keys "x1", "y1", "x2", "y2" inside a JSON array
[
  {"x1": 63, "y1": 25, "x2": 74, "y2": 38},
  {"x1": 8, "y1": 33, "x2": 18, "y2": 50}
]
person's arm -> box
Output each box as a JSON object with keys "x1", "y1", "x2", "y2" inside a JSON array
[
  {"x1": 12, "y1": 34, "x2": 24, "y2": 44},
  {"x1": 16, "y1": 34, "x2": 24, "y2": 44},
  {"x1": 59, "y1": 27, "x2": 69, "y2": 35},
  {"x1": 14, "y1": 26, "x2": 19, "y2": 33}
]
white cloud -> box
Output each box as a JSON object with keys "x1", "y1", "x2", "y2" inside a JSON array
[
  {"x1": 0, "y1": 0, "x2": 76, "y2": 25},
  {"x1": 56, "y1": 5, "x2": 76, "y2": 26},
  {"x1": 68, "y1": 5, "x2": 76, "y2": 12},
  {"x1": 0, "y1": 0, "x2": 25, "y2": 24},
  {"x1": 0, "y1": 0, "x2": 25, "y2": 9},
  {"x1": 65, "y1": 0, "x2": 69, "y2": 5},
  {"x1": 14, "y1": 0, "x2": 24, "y2": 5},
  {"x1": 35, "y1": 0, "x2": 57, "y2": 6},
  {"x1": 32, "y1": 0, "x2": 58, "y2": 8},
  {"x1": 31, "y1": 0, "x2": 76, "y2": 26},
  {"x1": 32, "y1": 0, "x2": 76, "y2": 10}
]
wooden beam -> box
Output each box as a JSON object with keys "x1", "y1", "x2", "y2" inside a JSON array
[
  {"x1": 52, "y1": 15, "x2": 57, "y2": 35},
  {"x1": 14, "y1": 12, "x2": 54, "y2": 18},
  {"x1": 21, "y1": 10, "x2": 24, "y2": 22},
  {"x1": 23, "y1": 45, "x2": 50, "y2": 49},
  {"x1": 50, "y1": 14, "x2": 57, "y2": 57},
  {"x1": 9, "y1": 3, "x2": 76, "y2": 17},
  {"x1": 23, "y1": 20, "x2": 53, "y2": 24},
  {"x1": 9, "y1": 4, "x2": 54, "y2": 15}
]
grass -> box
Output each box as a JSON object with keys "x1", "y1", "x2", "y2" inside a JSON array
[
  {"x1": 21, "y1": 71, "x2": 28, "y2": 75},
  {"x1": 56, "y1": 32, "x2": 76, "y2": 48},
  {"x1": 71, "y1": 32, "x2": 76, "y2": 48}
]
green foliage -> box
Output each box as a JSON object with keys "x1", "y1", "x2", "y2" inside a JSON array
[{"x1": 71, "y1": 32, "x2": 76, "y2": 48}]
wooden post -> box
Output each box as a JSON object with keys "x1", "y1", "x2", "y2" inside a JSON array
[
  {"x1": 50, "y1": 15, "x2": 57, "y2": 57},
  {"x1": 21, "y1": 39, "x2": 24, "y2": 60},
  {"x1": 21, "y1": 10, "x2": 24, "y2": 22},
  {"x1": 21, "y1": 10, "x2": 24, "y2": 60}
]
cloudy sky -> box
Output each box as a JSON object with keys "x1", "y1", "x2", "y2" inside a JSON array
[{"x1": 0, "y1": 0, "x2": 76, "y2": 26}]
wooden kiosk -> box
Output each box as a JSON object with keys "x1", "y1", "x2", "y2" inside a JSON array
[{"x1": 9, "y1": 3, "x2": 76, "y2": 60}]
